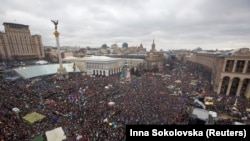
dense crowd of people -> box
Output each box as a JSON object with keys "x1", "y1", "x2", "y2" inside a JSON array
[{"x1": 0, "y1": 59, "x2": 249, "y2": 140}]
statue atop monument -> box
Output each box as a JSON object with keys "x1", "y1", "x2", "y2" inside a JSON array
[{"x1": 51, "y1": 20, "x2": 59, "y2": 31}]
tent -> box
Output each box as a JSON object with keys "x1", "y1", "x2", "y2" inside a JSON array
[
  {"x1": 108, "y1": 102, "x2": 115, "y2": 106},
  {"x1": 204, "y1": 97, "x2": 214, "y2": 105},
  {"x1": 191, "y1": 108, "x2": 209, "y2": 121},
  {"x1": 233, "y1": 122, "x2": 246, "y2": 125},
  {"x1": 175, "y1": 80, "x2": 181, "y2": 83},
  {"x1": 167, "y1": 85, "x2": 175, "y2": 89},
  {"x1": 12, "y1": 107, "x2": 20, "y2": 113},
  {"x1": 22, "y1": 112, "x2": 46, "y2": 124},
  {"x1": 208, "y1": 111, "x2": 218, "y2": 119},
  {"x1": 76, "y1": 135, "x2": 83, "y2": 140},
  {"x1": 45, "y1": 127, "x2": 66, "y2": 141},
  {"x1": 31, "y1": 135, "x2": 44, "y2": 141},
  {"x1": 190, "y1": 80, "x2": 198, "y2": 86},
  {"x1": 51, "y1": 117, "x2": 59, "y2": 123}
]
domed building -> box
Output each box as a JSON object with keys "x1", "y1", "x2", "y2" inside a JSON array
[{"x1": 145, "y1": 40, "x2": 164, "y2": 71}]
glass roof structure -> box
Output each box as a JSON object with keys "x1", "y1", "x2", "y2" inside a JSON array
[{"x1": 13, "y1": 63, "x2": 80, "y2": 79}]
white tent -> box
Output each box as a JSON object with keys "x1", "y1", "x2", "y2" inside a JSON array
[
  {"x1": 12, "y1": 107, "x2": 20, "y2": 113},
  {"x1": 192, "y1": 108, "x2": 209, "y2": 121},
  {"x1": 175, "y1": 80, "x2": 181, "y2": 83},
  {"x1": 45, "y1": 127, "x2": 66, "y2": 141},
  {"x1": 233, "y1": 122, "x2": 246, "y2": 125},
  {"x1": 108, "y1": 102, "x2": 115, "y2": 106},
  {"x1": 76, "y1": 135, "x2": 83, "y2": 140},
  {"x1": 208, "y1": 111, "x2": 218, "y2": 118}
]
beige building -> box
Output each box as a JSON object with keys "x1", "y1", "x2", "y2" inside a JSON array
[
  {"x1": 187, "y1": 48, "x2": 250, "y2": 98},
  {"x1": 0, "y1": 22, "x2": 44, "y2": 60},
  {"x1": 145, "y1": 40, "x2": 164, "y2": 71}
]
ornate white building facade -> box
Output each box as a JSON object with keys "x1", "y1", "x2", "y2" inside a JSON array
[
  {"x1": 84, "y1": 56, "x2": 121, "y2": 76},
  {"x1": 63, "y1": 55, "x2": 145, "y2": 76}
]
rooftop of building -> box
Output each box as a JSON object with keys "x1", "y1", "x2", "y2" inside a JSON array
[
  {"x1": 63, "y1": 55, "x2": 121, "y2": 62},
  {"x1": 63, "y1": 55, "x2": 145, "y2": 62},
  {"x1": 3, "y1": 22, "x2": 29, "y2": 29},
  {"x1": 13, "y1": 63, "x2": 80, "y2": 79},
  {"x1": 195, "y1": 47, "x2": 250, "y2": 57}
]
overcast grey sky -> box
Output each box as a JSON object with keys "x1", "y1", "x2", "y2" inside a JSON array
[{"x1": 1, "y1": 0, "x2": 250, "y2": 51}]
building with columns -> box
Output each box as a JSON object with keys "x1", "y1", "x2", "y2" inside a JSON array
[
  {"x1": 0, "y1": 22, "x2": 44, "y2": 60},
  {"x1": 62, "y1": 55, "x2": 145, "y2": 76},
  {"x1": 84, "y1": 56, "x2": 121, "y2": 76},
  {"x1": 187, "y1": 48, "x2": 250, "y2": 98}
]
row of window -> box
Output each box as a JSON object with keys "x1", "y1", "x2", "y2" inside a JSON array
[
  {"x1": 86, "y1": 63, "x2": 117, "y2": 69},
  {"x1": 220, "y1": 77, "x2": 249, "y2": 96},
  {"x1": 224, "y1": 60, "x2": 250, "y2": 73},
  {"x1": 7, "y1": 33, "x2": 35, "y2": 55}
]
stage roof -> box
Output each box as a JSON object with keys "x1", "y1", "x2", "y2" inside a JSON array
[{"x1": 14, "y1": 63, "x2": 80, "y2": 79}]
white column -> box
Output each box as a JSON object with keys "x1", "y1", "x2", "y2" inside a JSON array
[
  {"x1": 245, "y1": 82, "x2": 250, "y2": 98},
  {"x1": 54, "y1": 32, "x2": 62, "y2": 66},
  {"x1": 232, "y1": 60, "x2": 237, "y2": 72},
  {"x1": 243, "y1": 61, "x2": 249, "y2": 73},
  {"x1": 236, "y1": 80, "x2": 243, "y2": 96},
  {"x1": 105, "y1": 70, "x2": 108, "y2": 76},
  {"x1": 226, "y1": 78, "x2": 233, "y2": 95},
  {"x1": 222, "y1": 59, "x2": 227, "y2": 72},
  {"x1": 216, "y1": 79, "x2": 223, "y2": 94}
]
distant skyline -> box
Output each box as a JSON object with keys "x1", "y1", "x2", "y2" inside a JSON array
[{"x1": 1, "y1": 0, "x2": 250, "y2": 51}]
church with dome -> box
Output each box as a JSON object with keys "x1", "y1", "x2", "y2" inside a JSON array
[{"x1": 145, "y1": 40, "x2": 165, "y2": 71}]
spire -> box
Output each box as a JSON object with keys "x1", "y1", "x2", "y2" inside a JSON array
[
  {"x1": 140, "y1": 43, "x2": 143, "y2": 48},
  {"x1": 151, "y1": 39, "x2": 156, "y2": 51}
]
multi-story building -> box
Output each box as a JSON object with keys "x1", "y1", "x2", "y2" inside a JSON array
[
  {"x1": 187, "y1": 48, "x2": 250, "y2": 98},
  {"x1": 145, "y1": 40, "x2": 164, "y2": 71},
  {"x1": 0, "y1": 22, "x2": 44, "y2": 60}
]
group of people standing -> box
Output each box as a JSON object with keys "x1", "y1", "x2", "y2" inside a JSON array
[{"x1": 0, "y1": 59, "x2": 249, "y2": 141}]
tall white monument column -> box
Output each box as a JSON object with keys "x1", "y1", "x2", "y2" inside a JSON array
[{"x1": 51, "y1": 20, "x2": 68, "y2": 80}]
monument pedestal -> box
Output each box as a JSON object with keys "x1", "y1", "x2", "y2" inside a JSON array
[{"x1": 57, "y1": 64, "x2": 68, "y2": 80}]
